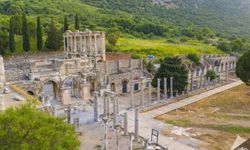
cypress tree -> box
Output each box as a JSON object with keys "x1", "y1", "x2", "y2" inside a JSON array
[
  {"x1": 46, "y1": 19, "x2": 63, "y2": 50},
  {"x1": 75, "y1": 13, "x2": 80, "y2": 30},
  {"x1": 37, "y1": 16, "x2": 43, "y2": 51},
  {"x1": 64, "y1": 16, "x2": 69, "y2": 32},
  {"x1": 9, "y1": 17, "x2": 15, "y2": 53},
  {"x1": 22, "y1": 14, "x2": 30, "y2": 52}
]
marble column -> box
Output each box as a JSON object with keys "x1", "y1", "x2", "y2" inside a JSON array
[
  {"x1": 164, "y1": 77, "x2": 167, "y2": 96},
  {"x1": 157, "y1": 78, "x2": 161, "y2": 101},
  {"x1": 83, "y1": 35, "x2": 87, "y2": 53},
  {"x1": 170, "y1": 77, "x2": 173, "y2": 98},
  {"x1": 103, "y1": 94, "x2": 107, "y2": 117},
  {"x1": 200, "y1": 75, "x2": 203, "y2": 89},
  {"x1": 148, "y1": 80, "x2": 152, "y2": 103},
  {"x1": 90, "y1": 34, "x2": 93, "y2": 54},
  {"x1": 130, "y1": 82, "x2": 134, "y2": 109},
  {"x1": 208, "y1": 77, "x2": 211, "y2": 86},
  {"x1": 74, "y1": 36, "x2": 77, "y2": 53},
  {"x1": 113, "y1": 96, "x2": 117, "y2": 128},
  {"x1": 124, "y1": 112, "x2": 128, "y2": 136},
  {"x1": 226, "y1": 64, "x2": 229, "y2": 82},
  {"x1": 94, "y1": 35, "x2": 97, "y2": 55},
  {"x1": 140, "y1": 78, "x2": 144, "y2": 107},
  {"x1": 116, "y1": 96, "x2": 119, "y2": 114},
  {"x1": 93, "y1": 91, "x2": 99, "y2": 122},
  {"x1": 191, "y1": 72, "x2": 194, "y2": 91},
  {"x1": 80, "y1": 35, "x2": 83, "y2": 54},
  {"x1": 107, "y1": 96, "x2": 110, "y2": 116},
  {"x1": 135, "y1": 109, "x2": 139, "y2": 141}
]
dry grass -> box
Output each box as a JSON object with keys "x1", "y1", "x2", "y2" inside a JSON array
[{"x1": 156, "y1": 84, "x2": 250, "y2": 150}]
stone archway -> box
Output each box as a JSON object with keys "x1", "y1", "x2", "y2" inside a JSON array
[
  {"x1": 61, "y1": 76, "x2": 81, "y2": 99},
  {"x1": 42, "y1": 80, "x2": 60, "y2": 104}
]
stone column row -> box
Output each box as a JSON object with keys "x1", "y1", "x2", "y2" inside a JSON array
[
  {"x1": 157, "y1": 77, "x2": 174, "y2": 100},
  {"x1": 64, "y1": 34, "x2": 102, "y2": 56}
]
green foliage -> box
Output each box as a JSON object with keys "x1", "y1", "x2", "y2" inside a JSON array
[
  {"x1": 64, "y1": 16, "x2": 69, "y2": 32},
  {"x1": 187, "y1": 53, "x2": 200, "y2": 64},
  {"x1": 236, "y1": 50, "x2": 250, "y2": 85},
  {"x1": 75, "y1": 13, "x2": 80, "y2": 30},
  {"x1": 36, "y1": 16, "x2": 42, "y2": 51},
  {"x1": 46, "y1": 19, "x2": 63, "y2": 50},
  {"x1": 0, "y1": 104, "x2": 80, "y2": 149},
  {"x1": 0, "y1": 29, "x2": 9, "y2": 55},
  {"x1": 206, "y1": 70, "x2": 217, "y2": 81},
  {"x1": 22, "y1": 14, "x2": 30, "y2": 52},
  {"x1": 9, "y1": 17, "x2": 15, "y2": 53},
  {"x1": 153, "y1": 57, "x2": 188, "y2": 92},
  {"x1": 145, "y1": 61, "x2": 156, "y2": 75},
  {"x1": 106, "y1": 28, "x2": 121, "y2": 47}
]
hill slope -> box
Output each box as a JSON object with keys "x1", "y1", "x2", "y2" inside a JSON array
[{"x1": 1, "y1": 0, "x2": 249, "y2": 57}]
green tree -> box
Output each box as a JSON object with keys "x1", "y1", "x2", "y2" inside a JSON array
[
  {"x1": 36, "y1": 16, "x2": 43, "y2": 51},
  {"x1": 153, "y1": 57, "x2": 188, "y2": 92},
  {"x1": 22, "y1": 14, "x2": 30, "y2": 52},
  {"x1": 187, "y1": 53, "x2": 200, "y2": 64},
  {"x1": 64, "y1": 16, "x2": 69, "y2": 32},
  {"x1": 46, "y1": 19, "x2": 63, "y2": 50},
  {"x1": 145, "y1": 61, "x2": 156, "y2": 75},
  {"x1": 206, "y1": 70, "x2": 217, "y2": 80},
  {"x1": 106, "y1": 28, "x2": 121, "y2": 47},
  {"x1": 0, "y1": 29, "x2": 9, "y2": 55},
  {"x1": 9, "y1": 17, "x2": 15, "y2": 53},
  {"x1": 236, "y1": 50, "x2": 250, "y2": 85},
  {"x1": 75, "y1": 13, "x2": 80, "y2": 30},
  {"x1": 0, "y1": 104, "x2": 80, "y2": 149}
]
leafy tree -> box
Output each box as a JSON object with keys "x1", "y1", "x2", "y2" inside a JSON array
[
  {"x1": 236, "y1": 50, "x2": 250, "y2": 85},
  {"x1": 22, "y1": 14, "x2": 30, "y2": 52},
  {"x1": 152, "y1": 57, "x2": 188, "y2": 92},
  {"x1": 217, "y1": 41, "x2": 232, "y2": 52},
  {"x1": 187, "y1": 53, "x2": 200, "y2": 64},
  {"x1": 75, "y1": 13, "x2": 80, "y2": 30},
  {"x1": 36, "y1": 16, "x2": 43, "y2": 51},
  {"x1": 106, "y1": 28, "x2": 121, "y2": 47},
  {"x1": 0, "y1": 104, "x2": 80, "y2": 149},
  {"x1": 46, "y1": 19, "x2": 63, "y2": 50},
  {"x1": 206, "y1": 70, "x2": 216, "y2": 80},
  {"x1": 9, "y1": 17, "x2": 15, "y2": 53},
  {"x1": 145, "y1": 61, "x2": 156, "y2": 75},
  {"x1": 64, "y1": 16, "x2": 69, "y2": 32},
  {"x1": 0, "y1": 29, "x2": 9, "y2": 55}
]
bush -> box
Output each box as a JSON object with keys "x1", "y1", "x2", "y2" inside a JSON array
[
  {"x1": 187, "y1": 53, "x2": 200, "y2": 64},
  {"x1": 206, "y1": 70, "x2": 217, "y2": 80}
]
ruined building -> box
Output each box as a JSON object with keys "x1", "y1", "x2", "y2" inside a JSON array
[{"x1": 3, "y1": 30, "x2": 150, "y2": 105}]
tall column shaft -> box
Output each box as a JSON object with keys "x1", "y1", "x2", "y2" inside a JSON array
[
  {"x1": 124, "y1": 112, "x2": 128, "y2": 136},
  {"x1": 135, "y1": 109, "x2": 139, "y2": 140},
  {"x1": 94, "y1": 92, "x2": 99, "y2": 122},
  {"x1": 170, "y1": 77, "x2": 173, "y2": 98},
  {"x1": 148, "y1": 81, "x2": 152, "y2": 103},
  {"x1": 140, "y1": 79, "x2": 144, "y2": 107},
  {"x1": 130, "y1": 82, "x2": 134, "y2": 109},
  {"x1": 113, "y1": 96, "x2": 117, "y2": 128},
  {"x1": 103, "y1": 95, "x2": 107, "y2": 117},
  {"x1": 157, "y1": 78, "x2": 161, "y2": 101},
  {"x1": 164, "y1": 77, "x2": 167, "y2": 96}
]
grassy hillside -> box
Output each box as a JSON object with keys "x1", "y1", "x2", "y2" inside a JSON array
[
  {"x1": 115, "y1": 37, "x2": 222, "y2": 58},
  {"x1": 1, "y1": 0, "x2": 248, "y2": 57}
]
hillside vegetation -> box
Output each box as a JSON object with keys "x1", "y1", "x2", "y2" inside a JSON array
[{"x1": 0, "y1": 0, "x2": 249, "y2": 57}]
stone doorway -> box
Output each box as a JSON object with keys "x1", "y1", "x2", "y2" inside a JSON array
[{"x1": 42, "y1": 81, "x2": 59, "y2": 104}]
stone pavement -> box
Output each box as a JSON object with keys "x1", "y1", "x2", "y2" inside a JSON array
[{"x1": 122, "y1": 80, "x2": 243, "y2": 150}]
